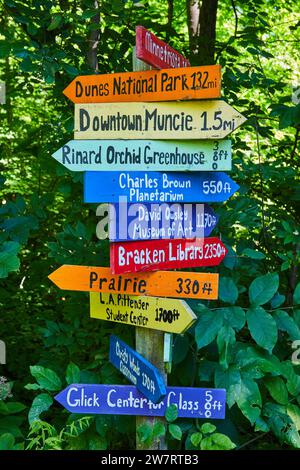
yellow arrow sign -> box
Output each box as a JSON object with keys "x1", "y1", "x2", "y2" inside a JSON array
[
  {"x1": 90, "y1": 292, "x2": 197, "y2": 334},
  {"x1": 74, "y1": 100, "x2": 246, "y2": 140}
]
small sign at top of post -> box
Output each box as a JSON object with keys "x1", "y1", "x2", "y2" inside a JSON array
[{"x1": 136, "y1": 26, "x2": 190, "y2": 69}]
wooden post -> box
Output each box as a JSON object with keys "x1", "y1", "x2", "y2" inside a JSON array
[{"x1": 133, "y1": 48, "x2": 168, "y2": 451}]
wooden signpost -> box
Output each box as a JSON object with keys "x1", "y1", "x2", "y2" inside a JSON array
[
  {"x1": 63, "y1": 65, "x2": 221, "y2": 103},
  {"x1": 55, "y1": 384, "x2": 226, "y2": 419},
  {"x1": 90, "y1": 292, "x2": 197, "y2": 334},
  {"x1": 48, "y1": 23, "x2": 248, "y2": 451},
  {"x1": 136, "y1": 26, "x2": 190, "y2": 69},
  {"x1": 109, "y1": 202, "x2": 218, "y2": 241},
  {"x1": 109, "y1": 335, "x2": 166, "y2": 403},
  {"x1": 84, "y1": 170, "x2": 239, "y2": 203},
  {"x1": 74, "y1": 101, "x2": 247, "y2": 140},
  {"x1": 110, "y1": 237, "x2": 227, "y2": 275},
  {"x1": 52, "y1": 138, "x2": 232, "y2": 172},
  {"x1": 48, "y1": 265, "x2": 219, "y2": 300}
]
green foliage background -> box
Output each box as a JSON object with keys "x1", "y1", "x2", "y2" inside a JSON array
[{"x1": 0, "y1": 0, "x2": 300, "y2": 450}]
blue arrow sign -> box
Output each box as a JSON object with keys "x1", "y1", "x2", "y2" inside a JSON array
[
  {"x1": 109, "y1": 202, "x2": 218, "y2": 241},
  {"x1": 84, "y1": 171, "x2": 239, "y2": 203},
  {"x1": 109, "y1": 335, "x2": 166, "y2": 403},
  {"x1": 55, "y1": 384, "x2": 226, "y2": 419}
]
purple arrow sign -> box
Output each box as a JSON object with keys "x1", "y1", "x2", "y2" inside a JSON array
[
  {"x1": 109, "y1": 202, "x2": 218, "y2": 241},
  {"x1": 55, "y1": 384, "x2": 226, "y2": 419},
  {"x1": 109, "y1": 335, "x2": 166, "y2": 403},
  {"x1": 84, "y1": 171, "x2": 239, "y2": 203}
]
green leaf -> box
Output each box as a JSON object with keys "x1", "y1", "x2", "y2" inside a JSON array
[
  {"x1": 264, "y1": 403, "x2": 300, "y2": 448},
  {"x1": 4, "y1": 402, "x2": 26, "y2": 414},
  {"x1": 152, "y1": 421, "x2": 165, "y2": 439},
  {"x1": 221, "y1": 307, "x2": 246, "y2": 331},
  {"x1": 264, "y1": 377, "x2": 288, "y2": 405},
  {"x1": 249, "y1": 273, "x2": 279, "y2": 306},
  {"x1": 254, "y1": 416, "x2": 270, "y2": 432},
  {"x1": 273, "y1": 310, "x2": 300, "y2": 341},
  {"x1": 294, "y1": 283, "x2": 300, "y2": 305},
  {"x1": 173, "y1": 335, "x2": 189, "y2": 365},
  {"x1": 271, "y1": 293, "x2": 285, "y2": 309},
  {"x1": 66, "y1": 363, "x2": 80, "y2": 385},
  {"x1": 30, "y1": 365, "x2": 62, "y2": 391},
  {"x1": 217, "y1": 325, "x2": 235, "y2": 368},
  {"x1": 242, "y1": 248, "x2": 265, "y2": 260},
  {"x1": 214, "y1": 366, "x2": 242, "y2": 408},
  {"x1": 246, "y1": 307, "x2": 278, "y2": 353},
  {"x1": 200, "y1": 423, "x2": 216, "y2": 434},
  {"x1": 294, "y1": 310, "x2": 300, "y2": 329},
  {"x1": 219, "y1": 277, "x2": 239, "y2": 304},
  {"x1": 82, "y1": 8, "x2": 100, "y2": 19},
  {"x1": 0, "y1": 416, "x2": 23, "y2": 438},
  {"x1": 88, "y1": 435, "x2": 107, "y2": 450},
  {"x1": 25, "y1": 383, "x2": 43, "y2": 391},
  {"x1": 281, "y1": 362, "x2": 300, "y2": 396},
  {"x1": 47, "y1": 14, "x2": 63, "y2": 31},
  {"x1": 0, "y1": 433, "x2": 15, "y2": 450},
  {"x1": 190, "y1": 432, "x2": 202, "y2": 446},
  {"x1": 287, "y1": 404, "x2": 300, "y2": 431},
  {"x1": 169, "y1": 424, "x2": 182, "y2": 441},
  {"x1": 223, "y1": 245, "x2": 237, "y2": 270},
  {"x1": 279, "y1": 107, "x2": 298, "y2": 129},
  {"x1": 195, "y1": 309, "x2": 223, "y2": 349},
  {"x1": 200, "y1": 433, "x2": 236, "y2": 450},
  {"x1": 28, "y1": 393, "x2": 53, "y2": 425},
  {"x1": 236, "y1": 374, "x2": 262, "y2": 424},
  {"x1": 0, "y1": 241, "x2": 20, "y2": 278},
  {"x1": 63, "y1": 63, "x2": 79, "y2": 76},
  {"x1": 0, "y1": 42, "x2": 11, "y2": 58},
  {"x1": 64, "y1": 417, "x2": 93, "y2": 437},
  {"x1": 165, "y1": 404, "x2": 178, "y2": 423},
  {"x1": 235, "y1": 346, "x2": 282, "y2": 374}
]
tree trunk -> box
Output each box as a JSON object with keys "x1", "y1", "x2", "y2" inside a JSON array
[
  {"x1": 87, "y1": 1, "x2": 100, "y2": 72},
  {"x1": 186, "y1": 0, "x2": 218, "y2": 65},
  {"x1": 166, "y1": 0, "x2": 174, "y2": 40},
  {"x1": 186, "y1": 0, "x2": 200, "y2": 57}
]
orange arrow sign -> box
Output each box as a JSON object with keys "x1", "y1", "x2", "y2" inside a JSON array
[
  {"x1": 63, "y1": 66, "x2": 221, "y2": 103},
  {"x1": 48, "y1": 265, "x2": 219, "y2": 300}
]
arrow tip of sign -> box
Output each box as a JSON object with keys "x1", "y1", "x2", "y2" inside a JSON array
[
  {"x1": 62, "y1": 82, "x2": 74, "y2": 101},
  {"x1": 48, "y1": 267, "x2": 62, "y2": 287},
  {"x1": 54, "y1": 389, "x2": 64, "y2": 406}
]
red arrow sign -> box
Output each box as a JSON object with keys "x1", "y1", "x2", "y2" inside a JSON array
[
  {"x1": 110, "y1": 237, "x2": 227, "y2": 275},
  {"x1": 136, "y1": 26, "x2": 190, "y2": 69}
]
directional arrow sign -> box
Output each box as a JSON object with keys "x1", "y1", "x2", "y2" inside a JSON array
[
  {"x1": 136, "y1": 26, "x2": 190, "y2": 69},
  {"x1": 63, "y1": 65, "x2": 221, "y2": 104},
  {"x1": 74, "y1": 101, "x2": 246, "y2": 140},
  {"x1": 110, "y1": 237, "x2": 227, "y2": 275},
  {"x1": 52, "y1": 139, "x2": 232, "y2": 172},
  {"x1": 84, "y1": 171, "x2": 239, "y2": 203},
  {"x1": 48, "y1": 266, "x2": 219, "y2": 300},
  {"x1": 109, "y1": 202, "x2": 218, "y2": 241},
  {"x1": 109, "y1": 335, "x2": 166, "y2": 403},
  {"x1": 55, "y1": 384, "x2": 226, "y2": 419},
  {"x1": 90, "y1": 292, "x2": 197, "y2": 334}
]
